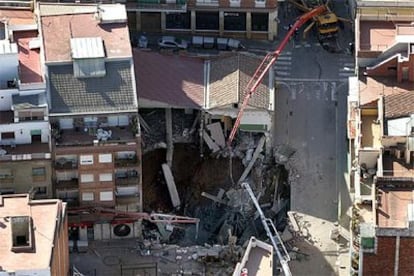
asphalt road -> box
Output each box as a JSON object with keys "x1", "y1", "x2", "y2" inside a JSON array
[{"x1": 269, "y1": 1, "x2": 354, "y2": 273}]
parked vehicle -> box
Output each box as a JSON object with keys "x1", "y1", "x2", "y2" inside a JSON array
[{"x1": 158, "y1": 36, "x2": 188, "y2": 49}]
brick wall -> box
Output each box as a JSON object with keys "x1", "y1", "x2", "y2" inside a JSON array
[{"x1": 363, "y1": 236, "x2": 414, "y2": 276}]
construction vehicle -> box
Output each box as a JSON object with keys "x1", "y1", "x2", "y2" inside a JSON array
[
  {"x1": 226, "y1": 5, "x2": 327, "y2": 147},
  {"x1": 242, "y1": 182, "x2": 292, "y2": 276},
  {"x1": 225, "y1": 6, "x2": 330, "y2": 275},
  {"x1": 288, "y1": 0, "x2": 351, "y2": 40}
]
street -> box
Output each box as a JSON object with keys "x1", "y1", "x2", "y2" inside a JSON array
[{"x1": 270, "y1": 2, "x2": 354, "y2": 273}]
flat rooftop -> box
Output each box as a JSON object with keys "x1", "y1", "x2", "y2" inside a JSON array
[
  {"x1": 14, "y1": 30, "x2": 42, "y2": 84},
  {"x1": 0, "y1": 194, "x2": 64, "y2": 271},
  {"x1": 40, "y1": 4, "x2": 131, "y2": 62},
  {"x1": 358, "y1": 76, "x2": 413, "y2": 106},
  {"x1": 383, "y1": 155, "x2": 414, "y2": 177},
  {"x1": 0, "y1": 9, "x2": 35, "y2": 26},
  {"x1": 377, "y1": 188, "x2": 413, "y2": 228},
  {"x1": 359, "y1": 21, "x2": 396, "y2": 52}
]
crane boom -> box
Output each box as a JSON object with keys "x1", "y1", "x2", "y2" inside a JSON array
[{"x1": 226, "y1": 5, "x2": 327, "y2": 147}]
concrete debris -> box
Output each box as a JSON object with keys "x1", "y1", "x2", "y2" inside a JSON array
[
  {"x1": 281, "y1": 227, "x2": 294, "y2": 242},
  {"x1": 206, "y1": 122, "x2": 226, "y2": 148},
  {"x1": 238, "y1": 135, "x2": 266, "y2": 183},
  {"x1": 203, "y1": 130, "x2": 220, "y2": 153},
  {"x1": 161, "y1": 163, "x2": 181, "y2": 208},
  {"x1": 274, "y1": 144, "x2": 296, "y2": 164}
]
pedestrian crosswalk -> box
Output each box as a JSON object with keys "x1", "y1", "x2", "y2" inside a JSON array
[
  {"x1": 274, "y1": 51, "x2": 292, "y2": 77},
  {"x1": 338, "y1": 58, "x2": 355, "y2": 78}
]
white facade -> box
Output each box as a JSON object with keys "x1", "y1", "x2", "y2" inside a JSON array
[{"x1": 0, "y1": 121, "x2": 49, "y2": 145}]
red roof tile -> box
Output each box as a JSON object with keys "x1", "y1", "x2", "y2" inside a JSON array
[
  {"x1": 359, "y1": 76, "x2": 413, "y2": 106},
  {"x1": 133, "y1": 50, "x2": 204, "y2": 109}
]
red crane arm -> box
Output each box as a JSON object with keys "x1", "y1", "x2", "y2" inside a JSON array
[{"x1": 226, "y1": 5, "x2": 327, "y2": 147}]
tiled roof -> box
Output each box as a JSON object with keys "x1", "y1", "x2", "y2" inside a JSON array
[
  {"x1": 384, "y1": 91, "x2": 414, "y2": 119},
  {"x1": 359, "y1": 76, "x2": 413, "y2": 106},
  {"x1": 40, "y1": 4, "x2": 131, "y2": 62},
  {"x1": 208, "y1": 53, "x2": 270, "y2": 109},
  {"x1": 48, "y1": 61, "x2": 137, "y2": 114},
  {"x1": 133, "y1": 50, "x2": 204, "y2": 109}
]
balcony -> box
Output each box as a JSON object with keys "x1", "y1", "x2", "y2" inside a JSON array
[
  {"x1": 0, "y1": 176, "x2": 14, "y2": 185},
  {"x1": 55, "y1": 179, "x2": 79, "y2": 190},
  {"x1": 55, "y1": 158, "x2": 78, "y2": 170},
  {"x1": 115, "y1": 170, "x2": 139, "y2": 186},
  {"x1": 195, "y1": 0, "x2": 218, "y2": 6},
  {"x1": 115, "y1": 155, "x2": 140, "y2": 168},
  {"x1": 0, "y1": 143, "x2": 51, "y2": 161},
  {"x1": 54, "y1": 126, "x2": 137, "y2": 148},
  {"x1": 127, "y1": 0, "x2": 187, "y2": 12}
]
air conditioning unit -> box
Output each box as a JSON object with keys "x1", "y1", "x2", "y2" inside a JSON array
[{"x1": 112, "y1": 223, "x2": 133, "y2": 239}]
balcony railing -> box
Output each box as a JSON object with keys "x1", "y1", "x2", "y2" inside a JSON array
[
  {"x1": 129, "y1": 0, "x2": 186, "y2": 11},
  {"x1": 0, "y1": 176, "x2": 14, "y2": 185},
  {"x1": 55, "y1": 179, "x2": 79, "y2": 190},
  {"x1": 115, "y1": 157, "x2": 140, "y2": 168},
  {"x1": 0, "y1": 153, "x2": 51, "y2": 161},
  {"x1": 55, "y1": 159, "x2": 78, "y2": 170}
]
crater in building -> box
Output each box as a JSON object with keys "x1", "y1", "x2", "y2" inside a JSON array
[{"x1": 140, "y1": 109, "x2": 291, "y2": 247}]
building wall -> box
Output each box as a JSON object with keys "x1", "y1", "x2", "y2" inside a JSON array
[
  {"x1": 0, "y1": 159, "x2": 53, "y2": 198},
  {"x1": 50, "y1": 203, "x2": 69, "y2": 276},
  {"x1": 363, "y1": 236, "x2": 414, "y2": 276},
  {"x1": 130, "y1": 0, "x2": 278, "y2": 40},
  {"x1": 54, "y1": 139, "x2": 142, "y2": 211},
  {"x1": 0, "y1": 121, "x2": 49, "y2": 145}
]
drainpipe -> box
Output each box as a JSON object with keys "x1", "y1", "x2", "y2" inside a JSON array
[{"x1": 394, "y1": 235, "x2": 400, "y2": 276}]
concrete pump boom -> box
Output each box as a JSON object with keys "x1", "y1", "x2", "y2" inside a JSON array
[{"x1": 226, "y1": 5, "x2": 327, "y2": 147}]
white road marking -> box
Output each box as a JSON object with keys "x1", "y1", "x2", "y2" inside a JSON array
[
  {"x1": 275, "y1": 66, "x2": 290, "y2": 70},
  {"x1": 275, "y1": 61, "x2": 292, "y2": 65},
  {"x1": 277, "y1": 56, "x2": 292, "y2": 61},
  {"x1": 275, "y1": 71, "x2": 290, "y2": 76}
]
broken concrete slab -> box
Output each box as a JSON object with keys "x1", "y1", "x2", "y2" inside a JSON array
[
  {"x1": 161, "y1": 163, "x2": 181, "y2": 208},
  {"x1": 274, "y1": 144, "x2": 295, "y2": 164},
  {"x1": 201, "y1": 191, "x2": 228, "y2": 205},
  {"x1": 206, "y1": 122, "x2": 226, "y2": 148},
  {"x1": 203, "y1": 130, "x2": 220, "y2": 152},
  {"x1": 238, "y1": 135, "x2": 266, "y2": 183},
  {"x1": 287, "y1": 211, "x2": 300, "y2": 232}
]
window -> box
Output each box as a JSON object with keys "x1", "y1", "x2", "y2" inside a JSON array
[
  {"x1": 34, "y1": 186, "x2": 47, "y2": 195},
  {"x1": 82, "y1": 192, "x2": 94, "y2": 201},
  {"x1": 99, "y1": 173, "x2": 113, "y2": 182},
  {"x1": 80, "y1": 174, "x2": 94, "y2": 183},
  {"x1": 224, "y1": 12, "x2": 246, "y2": 31},
  {"x1": 166, "y1": 12, "x2": 191, "y2": 29},
  {"x1": 80, "y1": 155, "x2": 94, "y2": 165},
  {"x1": 196, "y1": 12, "x2": 219, "y2": 30},
  {"x1": 32, "y1": 167, "x2": 46, "y2": 182},
  {"x1": 100, "y1": 191, "x2": 113, "y2": 201},
  {"x1": 1, "y1": 132, "x2": 15, "y2": 139},
  {"x1": 99, "y1": 153, "x2": 112, "y2": 163},
  {"x1": 252, "y1": 13, "x2": 269, "y2": 32}
]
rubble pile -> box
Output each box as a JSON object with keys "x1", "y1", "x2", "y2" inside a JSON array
[{"x1": 140, "y1": 109, "x2": 198, "y2": 153}]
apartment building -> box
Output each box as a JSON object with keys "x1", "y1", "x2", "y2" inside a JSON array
[
  {"x1": 38, "y1": 3, "x2": 142, "y2": 236},
  {"x1": 126, "y1": 0, "x2": 278, "y2": 40},
  {"x1": 348, "y1": 1, "x2": 414, "y2": 274},
  {"x1": 0, "y1": 9, "x2": 53, "y2": 199},
  {"x1": 0, "y1": 194, "x2": 69, "y2": 276}
]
